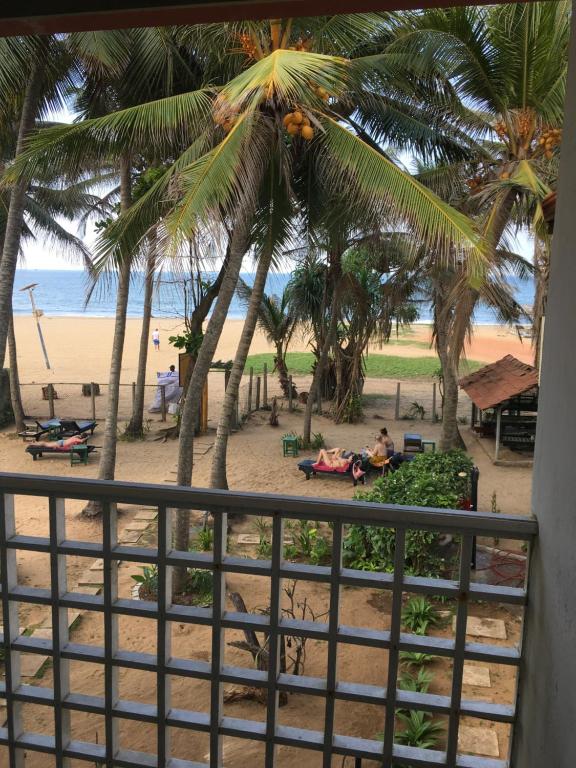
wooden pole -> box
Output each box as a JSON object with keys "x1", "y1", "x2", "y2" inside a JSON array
[
  {"x1": 494, "y1": 405, "x2": 502, "y2": 462},
  {"x1": 255, "y1": 376, "x2": 261, "y2": 410},
  {"x1": 248, "y1": 367, "x2": 254, "y2": 413},
  {"x1": 395, "y1": 382, "x2": 401, "y2": 420},
  {"x1": 160, "y1": 385, "x2": 167, "y2": 422},
  {"x1": 48, "y1": 383, "x2": 55, "y2": 419},
  {"x1": 263, "y1": 363, "x2": 268, "y2": 409},
  {"x1": 91, "y1": 382, "x2": 97, "y2": 421},
  {"x1": 432, "y1": 383, "x2": 437, "y2": 423},
  {"x1": 288, "y1": 375, "x2": 294, "y2": 412}
]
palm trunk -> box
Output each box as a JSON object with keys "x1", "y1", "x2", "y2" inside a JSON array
[
  {"x1": 172, "y1": 211, "x2": 252, "y2": 594},
  {"x1": 0, "y1": 63, "x2": 43, "y2": 370},
  {"x1": 8, "y1": 316, "x2": 25, "y2": 432},
  {"x1": 125, "y1": 239, "x2": 156, "y2": 438},
  {"x1": 275, "y1": 343, "x2": 294, "y2": 398},
  {"x1": 83, "y1": 154, "x2": 132, "y2": 517},
  {"x1": 437, "y1": 310, "x2": 465, "y2": 452},
  {"x1": 532, "y1": 237, "x2": 548, "y2": 367},
  {"x1": 210, "y1": 247, "x2": 273, "y2": 490},
  {"x1": 303, "y1": 284, "x2": 340, "y2": 445}
]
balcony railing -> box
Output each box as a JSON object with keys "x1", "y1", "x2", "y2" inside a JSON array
[{"x1": 0, "y1": 472, "x2": 537, "y2": 767}]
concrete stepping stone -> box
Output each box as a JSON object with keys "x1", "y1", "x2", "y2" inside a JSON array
[
  {"x1": 135, "y1": 510, "x2": 158, "y2": 522},
  {"x1": 463, "y1": 664, "x2": 491, "y2": 688},
  {"x1": 32, "y1": 627, "x2": 53, "y2": 640},
  {"x1": 77, "y1": 585, "x2": 102, "y2": 596},
  {"x1": 118, "y1": 531, "x2": 142, "y2": 544},
  {"x1": 125, "y1": 521, "x2": 151, "y2": 532},
  {"x1": 20, "y1": 653, "x2": 48, "y2": 678},
  {"x1": 453, "y1": 616, "x2": 507, "y2": 640},
  {"x1": 78, "y1": 571, "x2": 104, "y2": 587},
  {"x1": 458, "y1": 725, "x2": 499, "y2": 757},
  {"x1": 89, "y1": 559, "x2": 104, "y2": 571}
]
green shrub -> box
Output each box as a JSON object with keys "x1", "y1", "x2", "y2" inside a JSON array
[
  {"x1": 344, "y1": 451, "x2": 473, "y2": 576},
  {"x1": 395, "y1": 710, "x2": 443, "y2": 748},
  {"x1": 399, "y1": 651, "x2": 436, "y2": 669},
  {"x1": 402, "y1": 597, "x2": 440, "y2": 635},
  {"x1": 398, "y1": 668, "x2": 433, "y2": 694}
]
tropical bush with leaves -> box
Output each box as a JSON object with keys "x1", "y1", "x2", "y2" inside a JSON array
[
  {"x1": 402, "y1": 597, "x2": 441, "y2": 635},
  {"x1": 344, "y1": 451, "x2": 473, "y2": 575}
]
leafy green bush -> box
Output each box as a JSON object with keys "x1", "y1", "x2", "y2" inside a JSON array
[
  {"x1": 399, "y1": 651, "x2": 436, "y2": 669},
  {"x1": 402, "y1": 597, "x2": 440, "y2": 635},
  {"x1": 344, "y1": 451, "x2": 473, "y2": 576},
  {"x1": 395, "y1": 710, "x2": 443, "y2": 748},
  {"x1": 398, "y1": 668, "x2": 433, "y2": 694}
]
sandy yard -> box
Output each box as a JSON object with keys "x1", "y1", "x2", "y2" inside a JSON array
[{"x1": 0, "y1": 316, "x2": 534, "y2": 766}]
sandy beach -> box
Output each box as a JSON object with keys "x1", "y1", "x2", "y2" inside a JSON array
[{"x1": 0, "y1": 315, "x2": 532, "y2": 765}]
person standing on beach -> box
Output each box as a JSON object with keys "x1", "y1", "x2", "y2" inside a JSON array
[{"x1": 152, "y1": 328, "x2": 160, "y2": 351}]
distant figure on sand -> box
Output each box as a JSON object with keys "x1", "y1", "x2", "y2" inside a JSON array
[
  {"x1": 315, "y1": 447, "x2": 350, "y2": 468},
  {"x1": 152, "y1": 328, "x2": 160, "y2": 350},
  {"x1": 34, "y1": 434, "x2": 88, "y2": 450}
]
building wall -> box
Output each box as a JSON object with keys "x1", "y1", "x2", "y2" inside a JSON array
[{"x1": 512, "y1": 10, "x2": 576, "y2": 768}]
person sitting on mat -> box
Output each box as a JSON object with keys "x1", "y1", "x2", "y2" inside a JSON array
[
  {"x1": 366, "y1": 435, "x2": 388, "y2": 467},
  {"x1": 315, "y1": 447, "x2": 351, "y2": 469},
  {"x1": 34, "y1": 434, "x2": 89, "y2": 450}
]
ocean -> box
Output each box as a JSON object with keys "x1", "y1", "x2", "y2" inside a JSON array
[{"x1": 12, "y1": 269, "x2": 535, "y2": 324}]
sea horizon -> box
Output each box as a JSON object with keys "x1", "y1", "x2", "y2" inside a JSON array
[{"x1": 13, "y1": 268, "x2": 535, "y2": 325}]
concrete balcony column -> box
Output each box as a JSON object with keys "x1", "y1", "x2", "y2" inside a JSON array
[{"x1": 512, "y1": 9, "x2": 576, "y2": 768}]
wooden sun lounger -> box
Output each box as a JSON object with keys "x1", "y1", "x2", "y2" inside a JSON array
[{"x1": 25, "y1": 444, "x2": 98, "y2": 465}]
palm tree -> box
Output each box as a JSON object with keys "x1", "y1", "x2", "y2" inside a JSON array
[
  {"x1": 235, "y1": 281, "x2": 299, "y2": 399},
  {"x1": 403, "y1": 2, "x2": 568, "y2": 366},
  {"x1": 12, "y1": 16, "x2": 490, "y2": 565}
]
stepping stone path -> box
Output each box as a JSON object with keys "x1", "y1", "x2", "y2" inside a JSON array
[
  {"x1": 125, "y1": 521, "x2": 151, "y2": 532},
  {"x1": 20, "y1": 653, "x2": 48, "y2": 678},
  {"x1": 463, "y1": 664, "x2": 491, "y2": 688},
  {"x1": 453, "y1": 616, "x2": 507, "y2": 640},
  {"x1": 89, "y1": 559, "x2": 104, "y2": 571},
  {"x1": 77, "y1": 585, "x2": 102, "y2": 596},
  {"x1": 458, "y1": 725, "x2": 499, "y2": 757},
  {"x1": 118, "y1": 530, "x2": 142, "y2": 544},
  {"x1": 135, "y1": 510, "x2": 158, "y2": 522},
  {"x1": 78, "y1": 571, "x2": 104, "y2": 587}
]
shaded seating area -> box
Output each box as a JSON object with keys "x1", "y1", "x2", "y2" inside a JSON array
[{"x1": 460, "y1": 355, "x2": 539, "y2": 463}]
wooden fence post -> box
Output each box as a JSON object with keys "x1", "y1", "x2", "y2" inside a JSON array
[
  {"x1": 432, "y1": 383, "x2": 437, "y2": 423},
  {"x1": 255, "y1": 376, "x2": 261, "y2": 410},
  {"x1": 160, "y1": 385, "x2": 167, "y2": 422},
  {"x1": 288, "y1": 375, "x2": 294, "y2": 412},
  {"x1": 131, "y1": 381, "x2": 136, "y2": 409},
  {"x1": 395, "y1": 382, "x2": 401, "y2": 420},
  {"x1": 263, "y1": 363, "x2": 268, "y2": 409},
  {"x1": 91, "y1": 382, "x2": 97, "y2": 421},
  {"x1": 248, "y1": 367, "x2": 254, "y2": 413},
  {"x1": 48, "y1": 384, "x2": 55, "y2": 419}
]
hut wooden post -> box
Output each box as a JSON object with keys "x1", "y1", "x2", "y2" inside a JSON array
[
  {"x1": 255, "y1": 376, "x2": 261, "y2": 410},
  {"x1": 494, "y1": 405, "x2": 502, "y2": 462},
  {"x1": 160, "y1": 385, "x2": 167, "y2": 422},
  {"x1": 395, "y1": 382, "x2": 401, "y2": 420},
  {"x1": 91, "y1": 382, "x2": 97, "y2": 421},
  {"x1": 247, "y1": 367, "x2": 254, "y2": 413}
]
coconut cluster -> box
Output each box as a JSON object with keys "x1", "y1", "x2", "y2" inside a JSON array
[
  {"x1": 239, "y1": 33, "x2": 258, "y2": 59},
  {"x1": 283, "y1": 110, "x2": 314, "y2": 140},
  {"x1": 539, "y1": 127, "x2": 562, "y2": 159}
]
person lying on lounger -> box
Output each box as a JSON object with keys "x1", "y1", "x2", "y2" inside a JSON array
[
  {"x1": 315, "y1": 447, "x2": 351, "y2": 469},
  {"x1": 34, "y1": 434, "x2": 89, "y2": 450}
]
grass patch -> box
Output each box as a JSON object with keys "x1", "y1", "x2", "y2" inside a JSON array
[{"x1": 245, "y1": 353, "x2": 486, "y2": 380}]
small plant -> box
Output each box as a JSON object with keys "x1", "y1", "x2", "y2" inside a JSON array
[
  {"x1": 402, "y1": 597, "x2": 440, "y2": 635},
  {"x1": 311, "y1": 432, "x2": 326, "y2": 449},
  {"x1": 187, "y1": 568, "x2": 214, "y2": 599},
  {"x1": 399, "y1": 651, "x2": 436, "y2": 669},
  {"x1": 398, "y1": 668, "x2": 433, "y2": 694},
  {"x1": 407, "y1": 401, "x2": 426, "y2": 420},
  {"x1": 131, "y1": 565, "x2": 158, "y2": 599},
  {"x1": 254, "y1": 517, "x2": 272, "y2": 558},
  {"x1": 289, "y1": 520, "x2": 331, "y2": 565},
  {"x1": 395, "y1": 710, "x2": 443, "y2": 748},
  {"x1": 197, "y1": 526, "x2": 213, "y2": 551},
  {"x1": 457, "y1": 415, "x2": 469, "y2": 424}
]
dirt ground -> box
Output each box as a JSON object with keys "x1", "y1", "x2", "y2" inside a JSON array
[{"x1": 0, "y1": 377, "x2": 531, "y2": 767}]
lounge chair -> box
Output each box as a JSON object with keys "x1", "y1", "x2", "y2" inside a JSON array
[
  {"x1": 57, "y1": 419, "x2": 97, "y2": 436},
  {"x1": 298, "y1": 454, "x2": 366, "y2": 486},
  {"x1": 25, "y1": 444, "x2": 98, "y2": 465},
  {"x1": 19, "y1": 419, "x2": 62, "y2": 441}
]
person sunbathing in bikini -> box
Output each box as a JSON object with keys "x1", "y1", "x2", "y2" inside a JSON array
[
  {"x1": 34, "y1": 434, "x2": 89, "y2": 449},
  {"x1": 315, "y1": 447, "x2": 351, "y2": 468}
]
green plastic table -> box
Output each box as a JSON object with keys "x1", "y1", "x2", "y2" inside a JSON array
[
  {"x1": 70, "y1": 445, "x2": 89, "y2": 466},
  {"x1": 422, "y1": 440, "x2": 436, "y2": 453},
  {"x1": 282, "y1": 435, "x2": 299, "y2": 457}
]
